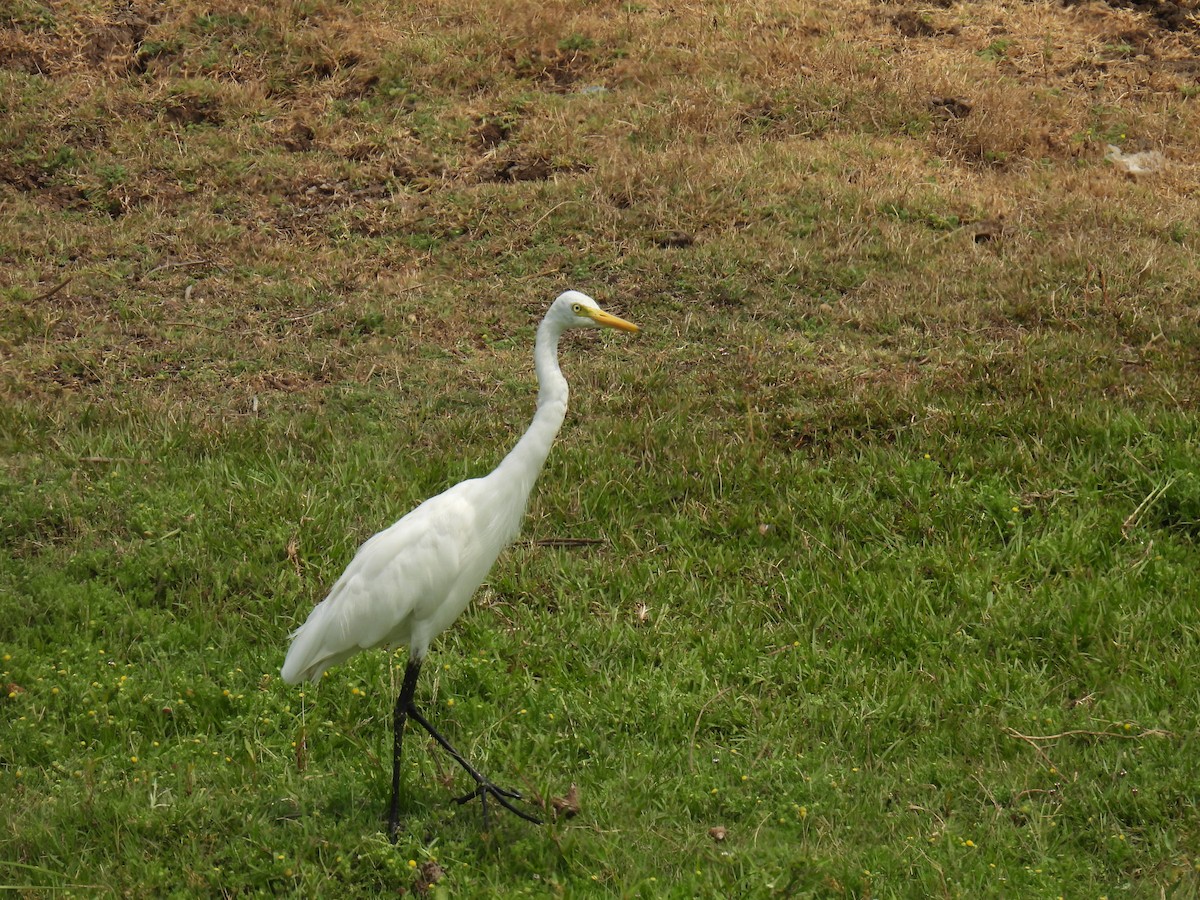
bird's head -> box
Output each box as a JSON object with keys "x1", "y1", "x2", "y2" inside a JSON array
[{"x1": 551, "y1": 290, "x2": 639, "y2": 334}]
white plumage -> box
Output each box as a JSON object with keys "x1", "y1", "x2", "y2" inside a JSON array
[
  {"x1": 281, "y1": 482, "x2": 511, "y2": 684},
  {"x1": 280, "y1": 290, "x2": 637, "y2": 836}
]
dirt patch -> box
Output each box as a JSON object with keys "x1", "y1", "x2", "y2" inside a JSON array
[
  {"x1": 481, "y1": 153, "x2": 553, "y2": 183},
  {"x1": 0, "y1": 6, "x2": 153, "y2": 77},
  {"x1": 0, "y1": 42, "x2": 50, "y2": 75},
  {"x1": 929, "y1": 96, "x2": 974, "y2": 120},
  {"x1": 161, "y1": 94, "x2": 222, "y2": 127},
  {"x1": 334, "y1": 70, "x2": 379, "y2": 99},
  {"x1": 471, "y1": 148, "x2": 588, "y2": 183},
  {"x1": 893, "y1": 10, "x2": 960, "y2": 38},
  {"x1": 280, "y1": 122, "x2": 316, "y2": 153},
  {"x1": 0, "y1": 161, "x2": 90, "y2": 211},
  {"x1": 84, "y1": 21, "x2": 149, "y2": 74},
  {"x1": 0, "y1": 161, "x2": 52, "y2": 194},
  {"x1": 504, "y1": 46, "x2": 601, "y2": 92},
  {"x1": 265, "y1": 172, "x2": 411, "y2": 238},
  {"x1": 1079, "y1": 0, "x2": 1199, "y2": 32},
  {"x1": 302, "y1": 52, "x2": 363, "y2": 81},
  {"x1": 288, "y1": 178, "x2": 393, "y2": 210},
  {"x1": 471, "y1": 119, "x2": 510, "y2": 150}
]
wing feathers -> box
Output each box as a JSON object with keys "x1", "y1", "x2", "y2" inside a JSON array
[{"x1": 280, "y1": 484, "x2": 494, "y2": 684}]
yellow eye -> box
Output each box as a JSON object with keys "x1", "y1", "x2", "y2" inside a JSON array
[{"x1": 572, "y1": 303, "x2": 582, "y2": 314}]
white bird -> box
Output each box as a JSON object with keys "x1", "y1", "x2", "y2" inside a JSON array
[{"x1": 281, "y1": 290, "x2": 638, "y2": 837}]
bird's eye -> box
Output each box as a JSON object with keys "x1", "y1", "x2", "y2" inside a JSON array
[{"x1": 572, "y1": 303, "x2": 582, "y2": 314}]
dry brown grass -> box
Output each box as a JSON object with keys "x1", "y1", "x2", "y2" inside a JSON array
[{"x1": 2, "y1": 0, "x2": 1199, "y2": 422}]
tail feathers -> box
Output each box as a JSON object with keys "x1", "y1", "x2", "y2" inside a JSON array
[{"x1": 281, "y1": 604, "x2": 355, "y2": 684}]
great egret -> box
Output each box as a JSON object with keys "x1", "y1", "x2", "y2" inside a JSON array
[{"x1": 281, "y1": 290, "x2": 638, "y2": 838}]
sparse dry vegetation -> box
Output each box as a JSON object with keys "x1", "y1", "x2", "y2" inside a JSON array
[{"x1": 2, "y1": 0, "x2": 1199, "y2": 896}]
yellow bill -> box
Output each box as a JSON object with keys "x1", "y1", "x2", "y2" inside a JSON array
[{"x1": 589, "y1": 308, "x2": 639, "y2": 333}]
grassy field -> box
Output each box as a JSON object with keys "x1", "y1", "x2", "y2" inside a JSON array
[{"x1": 3, "y1": 0, "x2": 1200, "y2": 895}]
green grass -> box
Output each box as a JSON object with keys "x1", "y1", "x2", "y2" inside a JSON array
[
  {"x1": 3, "y1": 0, "x2": 1200, "y2": 896},
  {"x1": 3, "y1": 380, "x2": 1199, "y2": 896}
]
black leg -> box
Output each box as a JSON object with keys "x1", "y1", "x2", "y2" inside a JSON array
[
  {"x1": 406, "y1": 705, "x2": 544, "y2": 828},
  {"x1": 387, "y1": 659, "x2": 422, "y2": 842}
]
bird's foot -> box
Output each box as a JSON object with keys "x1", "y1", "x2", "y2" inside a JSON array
[
  {"x1": 453, "y1": 779, "x2": 543, "y2": 828},
  {"x1": 403, "y1": 704, "x2": 543, "y2": 828}
]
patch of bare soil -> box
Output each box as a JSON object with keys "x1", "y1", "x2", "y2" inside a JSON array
[
  {"x1": 0, "y1": 43, "x2": 50, "y2": 75},
  {"x1": 471, "y1": 119, "x2": 510, "y2": 150},
  {"x1": 161, "y1": 93, "x2": 222, "y2": 127},
  {"x1": 471, "y1": 149, "x2": 576, "y2": 184},
  {"x1": 0, "y1": 162, "x2": 88, "y2": 211},
  {"x1": 893, "y1": 10, "x2": 961, "y2": 38},
  {"x1": 1080, "y1": 0, "x2": 1199, "y2": 32},
  {"x1": 503, "y1": 46, "x2": 602, "y2": 92},
  {"x1": 280, "y1": 122, "x2": 316, "y2": 153},
  {"x1": 0, "y1": 5, "x2": 154, "y2": 77},
  {"x1": 273, "y1": 178, "x2": 397, "y2": 234}
]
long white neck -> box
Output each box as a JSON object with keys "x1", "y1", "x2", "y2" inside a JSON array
[{"x1": 489, "y1": 314, "x2": 569, "y2": 501}]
